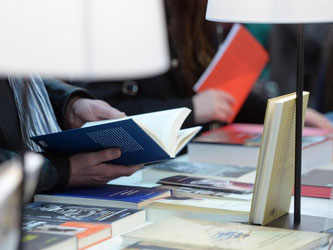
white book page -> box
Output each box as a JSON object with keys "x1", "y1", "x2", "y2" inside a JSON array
[
  {"x1": 173, "y1": 126, "x2": 202, "y2": 156},
  {"x1": 132, "y1": 108, "x2": 190, "y2": 154},
  {"x1": 82, "y1": 108, "x2": 191, "y2": 155}
]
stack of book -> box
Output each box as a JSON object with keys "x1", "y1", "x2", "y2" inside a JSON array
[
  {"x1": 22, "y1": 201, "x2": 147, "y2": 249},
  {"x1": 26, "y1": 184, "x2": 172, "y2": 249}
]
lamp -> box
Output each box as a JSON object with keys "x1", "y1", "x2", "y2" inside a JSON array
[
  {"x1": 0, "y1": 1, "x2": 170, "y2": 248},
  {"x1": 0, "y1": 0, "x2": 170, "y2": 80},
  {"x1": 206, "y1": 0, "x2": 333, "y2": 224}
]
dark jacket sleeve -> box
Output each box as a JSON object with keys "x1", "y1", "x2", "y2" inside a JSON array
[
  {"x1": 44, "y1": 79, "x2": 94, "y2": 129},
  {"x1": 40, "y1": 80, "x2": 94, "y2": 192},
  {"x1": 0, "y1": 149, "x2": 69, "y2": 194}
]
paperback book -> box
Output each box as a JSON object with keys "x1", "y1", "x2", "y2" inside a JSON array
[
  {"x1": 145, "y1": 196, "x2": 251, "y2": 223},
  {"x1": 24, "y1": 202, "x2": 146, "y2": 236},
  {"x1": 122, "y1": 217, "x2": 329, "y2": 250},
  {"x1": 188, "y1": 124, "x2": 332, "y2": 173},
  {"x1": 34, "y1": 184, "x2": 171, "y2": 209},
  {"x1": 193, "y1": 24, "x2": 269, "y2": 122},
  {"x1": 300, "y1": 169, "x2": 333, "y2": 199},
  {"x1": 157, "y1": 175, "x2": 253, "y2": 194},
  {"x1": 142, "y1": 160, "x2": 256, "y2": 183},
  {"x1": 22, "y1": 231, "x2": 77, "y2": 250},
  {"x1": 159, "y1": 185, "x2": 252, "y2": 201},
  {"x1": 250, "y1": 92, "x2": 309, "y2": 225},
  {"x1": 23, "y1": 217, "x2": 111, "y2": 250},
  {"x1": 31, "y1": 107, "x2": 201, "y2": 165}
]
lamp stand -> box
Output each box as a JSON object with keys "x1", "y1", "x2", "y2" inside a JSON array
[{"x1": 295, "y1": 23, "x2": 305, "y2": 224}]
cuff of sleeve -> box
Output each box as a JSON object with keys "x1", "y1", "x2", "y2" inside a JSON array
[{"x1": 41, "y1": 153, "x2": 70, "y2": 192}]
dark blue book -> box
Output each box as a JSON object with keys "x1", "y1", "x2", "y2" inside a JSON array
[
  {"x1": 31, "y1": 108, "x2": 201, "y2": 165},
  {"x1": 34, "y1": 184, "x2": 171, "y2": 209},
  {"x1": 24, "y1": 202, "x2": 146, "y2": 236}
]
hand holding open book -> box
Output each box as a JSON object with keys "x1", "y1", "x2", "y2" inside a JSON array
[{"x1": 31, "y1": 108, "x2": 201, "y2": 165}]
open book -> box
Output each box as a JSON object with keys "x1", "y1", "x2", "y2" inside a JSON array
[
  {"x1": 250, "y1": 92, "x2": 310, "y2": 225},
  {"x1": 31, "y1": 108, "x2": 201, "y2": 165}
]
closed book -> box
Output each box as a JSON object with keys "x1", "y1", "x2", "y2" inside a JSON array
[
  {"x1": 300, "y1": 169, "x2": 333, "y2": 199},
  {"x1": 24, "y1": 202, "x2": 146, "y2": 236},
  {"x1": 23, "y1": 218, "x2": 110, "y2": 250},
  {"x1": 34, "y1": 184, "x2": 171, "y2": 209},
  {"x1": 122, "y1": 217, "x2": 329, "y2": 250},
  {"x1": 142, "y1": 159, "x2": 256, "y2": 183},
  {"x1": 22, "y1": 231, "x2": 76, "y2": 250},
  {"x1": 188, "y1": 123, "x2": 332, "y2": 173},
  {"x1": 145, "y1": 196, "x2": 251, "y2": 223},
  {"x1": 31, "y1": 107, "x2": 201, "y2": 165},
  {"x1": 193, "y1": 24, "x2": 269, "y2": 123},
  {"x1": 157, "y1": 175, "x2": 254, "y2": 194},
  {"x1": 123, "y1": 241, "x2": 191, "y2": 250},
  {"x1": 159, "y1": 185, "x2": 252, "y2": 201},
  {"x1": 250, "y1": 92, "x2": 309, "y2": 225}
]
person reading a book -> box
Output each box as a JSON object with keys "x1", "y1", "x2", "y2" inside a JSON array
[
  {"x1": 70, "y1": 0, "x2": 331, "y2": 130},
  {"x1": 0, "y1": 77, "x2": 142, "y2": 194}
]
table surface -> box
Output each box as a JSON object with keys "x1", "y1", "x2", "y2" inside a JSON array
[{"x1": 87, "y1": 159, "x2": 333, "y2": 249}]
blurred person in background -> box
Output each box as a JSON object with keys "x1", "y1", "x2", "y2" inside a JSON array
[{"x1": 71, "y1": 0, "x2": 331, "y2": 129}]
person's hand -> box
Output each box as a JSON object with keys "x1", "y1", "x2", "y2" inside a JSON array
[
  {"x1": 66, "y1": 98, "x2": 126, "y2": 129},
  {"x1": 192, "y1": 89, "x2": 235, "y2": 124},
  {"x1": 68, "y1": 148, "x2": 142, "y2": 187},
  {"x1": 305, "y1": 108, "x2": 333, "y2": 129}
]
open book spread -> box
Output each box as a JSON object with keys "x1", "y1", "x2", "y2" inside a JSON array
[
  {"x1": 31, "y1": 108, "x2": 201, "y2": 165},
  {"x1": 250, "y1": 92, "x2": 310, "y2": 225}
]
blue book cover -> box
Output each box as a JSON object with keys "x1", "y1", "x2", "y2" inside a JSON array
[
  {"x1": 31, "y1": 119, "x2": 170, "y2": 166},
  {"x1": 34, "y1": 185, "x2": 171, "y2": 209}
]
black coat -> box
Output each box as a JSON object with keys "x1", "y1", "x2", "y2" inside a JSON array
[
  {"x1": 72, "y1": 67, "x2": 268, "y2": 130},
  {"x1": 0, "y1": 79, "x2": 91, "y2": 193}
]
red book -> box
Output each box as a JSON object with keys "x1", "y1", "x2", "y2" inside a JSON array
[
  {"x1": 193, "y1": 24, "x2": 269, "y2": 123},
  {"x1": 188, "y1": 123, "x2": 332, "y2": 172}
]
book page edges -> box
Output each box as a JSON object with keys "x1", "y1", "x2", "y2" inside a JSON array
[{"x1": 250, "y1": 92, "x2": 309, "y2": 225}]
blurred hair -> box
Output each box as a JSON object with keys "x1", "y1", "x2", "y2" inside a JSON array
[{"x1": 165, "y1": 0, "x2": 217, "y2": 94}]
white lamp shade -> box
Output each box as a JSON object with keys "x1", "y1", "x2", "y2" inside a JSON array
[
  {"x1": 0, "y1": 0, "x2": 170, "y2": 80},
  {"x1": 206, "y1": 0, "x2": 333, "y2": 23}
]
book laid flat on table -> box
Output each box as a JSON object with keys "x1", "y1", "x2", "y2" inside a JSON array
[
  {"x1": 34, "y1": 184, "x2": 171, "y2": 209},
  {"x1": 159, "y1": 185, "x2": 253, "y2": 201},
  {"x1": 188, "y1": 123, "x2": 332, "y2": 173},
  {"x1": 142, "y1": 159, "x2": 256, "y2": 183},
  {"x1": 157, "y1": 175, "x2": 253, "y2": 194},
  {"x1": 31, "y1": 107, "x2": 201, "y2": 165},
  {"x1": 24, "y1": 202, "x2": 146, "y2": 236},
  {"x1": 300, "y1": 169, "x2": 333, "y2": 199},
  {"x1": 122, "y1": 217, "x2": 329, "y2": 250},
  {"x1": 123, "y1": 241, "x2": 192, "y2": 250},
  {"x1": 23, "y1": 217, "x2": 111, "y2": 250},
  {"x1": 193, "y1": 23, "x2": 269, "y2": 123},
  {"x1": 22, "y1": 231, "x2": 77, "y2": 250},
  {"x1": 145, "y1": 196, "x2": 251, "y2": 223},
  {"x1": 250, "y1": 92, "x2": 309, "y2": 226}
]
